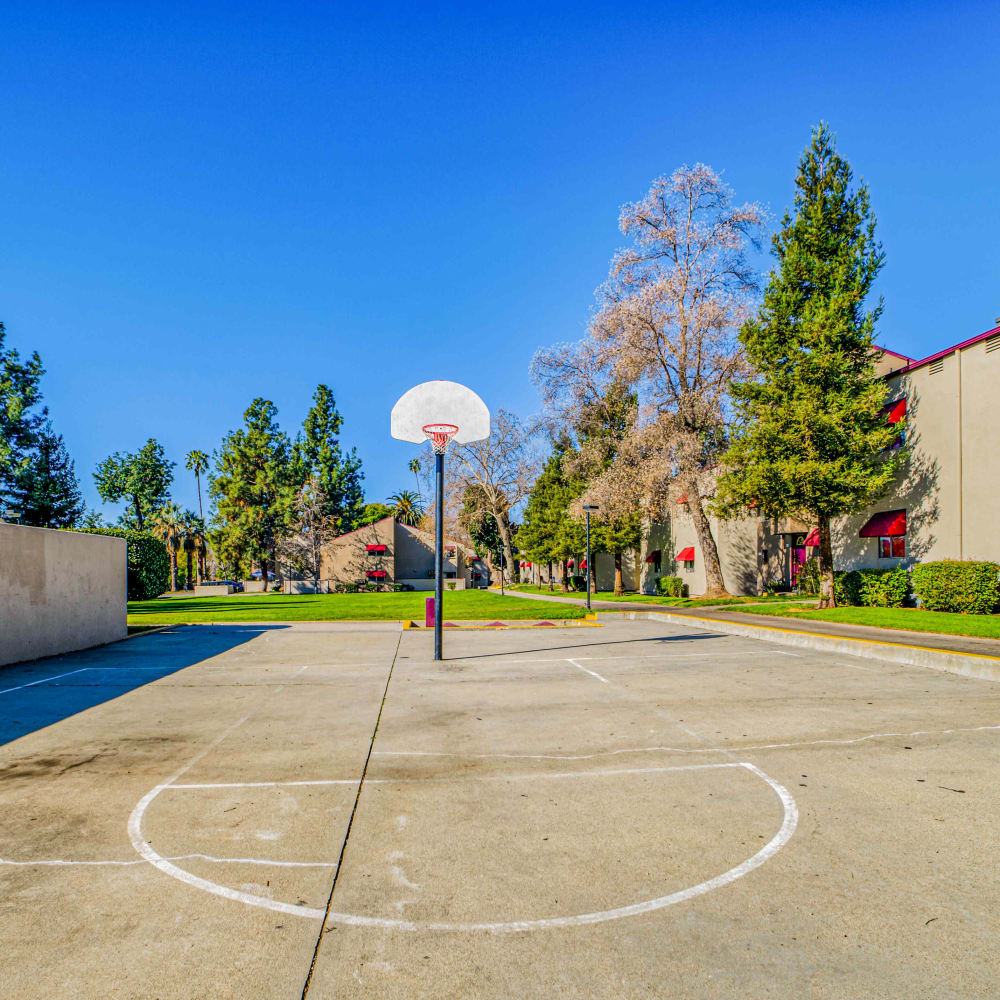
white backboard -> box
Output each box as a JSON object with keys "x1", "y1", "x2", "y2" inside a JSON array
[{"x1": 390, "y1": 380, "x2": 490, "y2": 445}]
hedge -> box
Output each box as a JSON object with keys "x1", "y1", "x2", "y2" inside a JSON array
[
  {"x1": 656, "y1": 576, "x2": 688, "y2": 598},
  {"x1": 911, "y1": 560, "x2": 1000, "y2": 614},
  {"x1": 833, "y1": 567, "x2": 910, "y2": 608},
  {"x1": 66, "y1": 526, "x2": 170, "y2": 600}
]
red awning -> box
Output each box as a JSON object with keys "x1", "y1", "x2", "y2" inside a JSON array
[
  {"x1": 859, "y1": 510, "x2": 906, "y2": 537},
  {"x1": 366, "y1": 570, "x2": 387, "y2": 579},
  {"x1": 580, "y1": 560, "x2": 588, "y2": 569},
  {"x1": 882, "y1": 398, "x2": 907, "y2": 424},
  {"x1": 645, "y1": 549, "x2": 661, "y2": 563},
  {"x1": 366, "y1": 544, "x2": 386, "y2": 553},
  {"x1": 804, "y1": 529, "x2": 819, "y2": 547},
  {"x1": 567, "y1": 559, "x2": 575, "y2": 568},
  {"x1": 677, "y1": 547, "x2": 695, "y2": 562}
]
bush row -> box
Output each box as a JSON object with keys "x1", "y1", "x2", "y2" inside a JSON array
[
  {"x1": 66, "y1": 526, "x2": 170, "y2": 601},
  {"x1": 334, "y1": 582, "x2": 412, "y2": 593},
  {"x1": 829, "y1": 560, "x2": 1000, "y2": 614}
]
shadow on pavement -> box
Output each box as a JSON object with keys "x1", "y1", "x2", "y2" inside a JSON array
[
  {"x1": 0, "y1": 625, "x2": 288, "y2": 746},
  {"x1": 445, "y1": 631, "x2": 725, "y2": 661}
]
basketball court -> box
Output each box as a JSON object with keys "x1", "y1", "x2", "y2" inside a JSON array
[{"x1": 1, "y1": 617, "x2": 998, "y2": 998}]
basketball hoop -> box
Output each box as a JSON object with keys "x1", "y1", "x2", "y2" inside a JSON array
[{"x1": 422, "y1": 423, "x2": 459, "y2": 454}]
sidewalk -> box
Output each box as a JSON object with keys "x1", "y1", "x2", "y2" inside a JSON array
[{"x1": 490, "y1": 588, "x2": 1000, "y2": 679}]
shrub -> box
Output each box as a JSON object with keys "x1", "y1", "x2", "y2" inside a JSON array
[
  {"x1": 342, "y1": 582, "x2": 360, "y2": 594},
  {"x1": 656, "y1": 576, "x2": 687, "y2": 598},
  {"x1": 446, "y1": 581, "x2": 456, "y2": 591},
  {"x1": 570, "y1": 575, "x2": 586, "y2": 591},
  {"x1": 833, "y1": 567, "x2": 910, "y2": 608},
  {"x1": 799, "y1": 558, "x2": 821, "y2": 595},
  {"x1": 66, "y1": 526, "x2": 170, "y2": 600},
  {"x1": 911, "y1": 560, "x2": 1000, "y2": 614},
  {"x1": 390, "y1": 583, "x2": 408, "y2": 593}
]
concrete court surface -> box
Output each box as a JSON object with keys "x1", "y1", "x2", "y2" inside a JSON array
[{"x1": 0, "y1": 621, "x2": 998, "y2": 999}]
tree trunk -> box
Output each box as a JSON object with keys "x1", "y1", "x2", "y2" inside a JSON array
[
  {"x1": 196, "y1": 474, "x2": 204, "y2": 522},
  {"x1": 134, "y1": 497, "x2": 144, "y2": 531},
  {"x1": 613, "y1": 551, "x2": 624, "y2": 596},
  {"x1": 547, "y1": 560, "x2": 554, "y2": 591},
  {"x1": 259, "y1": 556, "x2": 269, "y2": 589},
  {"x1": 687, "y1": 483, "x2": 729, "y2": 597},
  {"x1": 169, "y1": 548, "x2": 178, "y2": 592},
  {"x1": 817, "y1": 514, "x2": 836, "y2": 609},
  {"x1": 495, "y1": 515, "x2": 515, "y2": 585},
  {"x1": 561, "y1": 559, "x2": 569, "y2": 593},
  {"x1": 186, "y1": 547, "x2": 194, "y2": 590}
]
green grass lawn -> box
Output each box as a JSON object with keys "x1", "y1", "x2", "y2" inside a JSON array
[
  {"x1": 127, "y1": 590, "x2": 587, "y2": 624},
  {"x1": 505, "y1": 585, "x2": 805, "y2": 608},
  {"x1": 739, "y1": 603, "x2": 1000, "y2": 640}
]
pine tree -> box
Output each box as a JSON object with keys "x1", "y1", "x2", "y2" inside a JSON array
[
  {"x1": 5, "y1": 421, "x2": 85, "y2": 527},
  {"x1": 516, "y1": 447, "x2": 585, "y2": 591},
  {"x1": 296, "y1": 384, "x2": 364, "y2": 531},
  {"x1": 211, "y1": 398, "x2": 296, "y2": 584},
  {"x1": 715, "y1": 124, "x2": 901, "y2": 607},
  {"x1": 0, "y1": 322, "x2": 45, "y2": 490}
]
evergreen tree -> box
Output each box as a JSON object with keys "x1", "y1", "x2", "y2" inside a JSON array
[
  {"x1": 715, "y1": 124, "x2": 901, "y2": 607},
  {"x1": 5, "y1": 421, "x2": 85, "y2": 527},
  {"x1": 516, "y1": 447, "x2": 585, "y2": 591},
  {"x1": 94, "y1": 438, "x2": 174, "y2": 530},
  {"x1": 296, "y1": 384, "x2": 364, "y2": 531},
  {"x1": 211, "y1": 398, "x2": 296, "y2": 584},
  {"x1": 0, "y1": 322, "x2": 45, "y2": 490}
]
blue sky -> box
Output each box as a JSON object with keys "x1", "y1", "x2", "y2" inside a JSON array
[{"x1": 1, "y1": 1, "x2": 997, "y2": 520}]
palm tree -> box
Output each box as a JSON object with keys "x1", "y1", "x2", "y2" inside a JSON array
[
  {"x1": 181, "y1": 510, "x2": 205, "y2": 589},
  {"x1": 408, "y1": 457, "x2": 422, "y2": 494},
  {"x1": 150, "y1": 502, "x2": 184, "y2": 592},
  {"x1": 389, "y1": 490, "x2": 425, "y2": 527},
  {"x1": 185, "y1": 449, "x2": 209, "y2": 522}
]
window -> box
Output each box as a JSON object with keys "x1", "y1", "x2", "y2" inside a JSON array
[{"x1": 878, "y1": 536, "x2": 905, "y2": 558}]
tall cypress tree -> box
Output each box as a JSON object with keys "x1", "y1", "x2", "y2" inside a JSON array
[
  {"x1": 211, "y1": 398, "x2": 296, "y2": 584},
  {"x1": 296, "y1": 384, "x2": 364, "y2": 531},
  {"x1": 715, "y1": 124, "x2": 901, "y2": 607},
  {"x1": 0, "y1": 322, "x2": 45, "y2": 488}
]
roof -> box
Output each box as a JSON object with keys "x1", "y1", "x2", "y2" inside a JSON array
[{"x1": 883, "y1": 323, "x2": 1000, "y2": 378}]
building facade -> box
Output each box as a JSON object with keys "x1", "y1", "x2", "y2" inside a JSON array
[
  {"x1": 286, "y1": 516, "x2": 489, "y2": 592},
  {"x1": 524, "y1": 324, "x2": 1000, "y2": 597}
]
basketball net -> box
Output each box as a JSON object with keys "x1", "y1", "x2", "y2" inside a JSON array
[{"x1": 422, "y1": 423, "x2": 458, "y2": 455}]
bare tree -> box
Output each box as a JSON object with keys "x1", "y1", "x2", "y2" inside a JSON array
[
  {"x1": 447, "y1": 409, "x2": 539, "y2": 584},
  {"x1": 538, "y1": 165, "x2": 764, "y2": 596},
  {"x1": 279, "y1": 476, "x2": 337, "y2": 587}
]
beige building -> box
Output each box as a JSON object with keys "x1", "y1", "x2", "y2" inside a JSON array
[
  {"x1": 286, "y1": 516, "x2": 489, "y2": 592},
  {"x1": 525, "y1": 324, "x2": 1000, "y2": 597}
]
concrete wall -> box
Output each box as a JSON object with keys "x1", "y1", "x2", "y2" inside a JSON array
[{"x1": 0, "y1": 523, "x2": 126, "y2": 667}]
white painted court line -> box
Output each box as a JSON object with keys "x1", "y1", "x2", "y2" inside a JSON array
[
  {"x1": 373, "y1": 722, "x2": 1000, "y2": 760},
  {"x1": 128, "y1": 760, "x2": 796, "y2": 930},
  {"x1": 566, "y1": 658, "x2": 609, "y2": 683},
  {"x1": 0, "y1": 665, "x2": 185, "y2": 696},
  {"x1": 0, "y1": 853, "x2": 339, "y2": 869},
  {"x1": 127, "y1": 664, "x2": 325, "y2": 921},
  {"x1": 0, "y1": 667, "x2": 92, "y2": 695},
  {"x1": 168, "y1": 779, "x2": 361, "y2": 790}
]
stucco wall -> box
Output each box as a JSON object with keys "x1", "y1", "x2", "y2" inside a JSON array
[{"x1": 0, "y1": 523, "x2": 126, "y2": 666}]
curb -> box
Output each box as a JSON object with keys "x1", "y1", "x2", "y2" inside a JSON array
[{"x1": 613, "y1": 611, "x2": 1000, "y2": 683}]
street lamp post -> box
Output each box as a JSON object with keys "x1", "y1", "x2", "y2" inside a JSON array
[
  {"x1": 582, "y1": 504, "x2": 598, "y2": 611},
  {"x1": 499, "y1": 543, "x2": 504, "y2": 596}
]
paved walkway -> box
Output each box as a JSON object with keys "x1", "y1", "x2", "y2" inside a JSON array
[{"x1": 492, "y1": 588, "x2": 1000, "y2": 660}]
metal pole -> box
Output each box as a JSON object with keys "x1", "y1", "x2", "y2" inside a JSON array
[
  {"x1": 586, "y1": 511, "x2": 592, "y2": 611},
  {"x1": 434, "y1": 450, "x2": 444, "y2": 661},
  {"x1": 499, "y1": 540, "x2": 504, "y2": 596}
]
